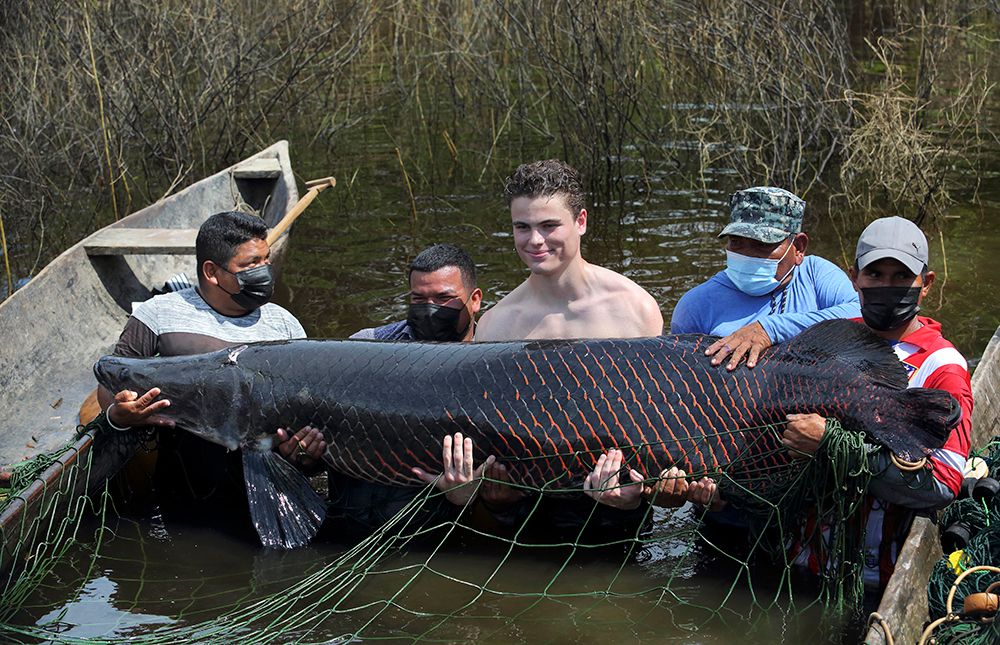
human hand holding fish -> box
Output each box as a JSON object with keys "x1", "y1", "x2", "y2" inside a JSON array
[
  {"x1": 479, "y1": 461, "x2": 528, "y2": 507},
  {"x1": 686, "y1": 477, "x2": 727, "y2": 511},
  {"x1": 276, "y1": 425, "x2": 326, "y2": 471},
  {"x1": 782, "y1": 413, "x2": 827, "y2": 458},
  {"x1": 412, "y1": 432, "x2": 496, "y2": 506},
  {"x1": 643, "y1": 466, "x2": 689, "y2": 507},
  {"x1": 705, "y1": 321, "x2": 772, "y2": 370},
  {"x1": 642, "y1": 467, "x2": 727, "y2": 511},
  {"x1": 107, "y1": 387, "x2": 173, "y2": 428},
  {"x1": 583, "y1": 449, "x2": 644, "y2": 510}
]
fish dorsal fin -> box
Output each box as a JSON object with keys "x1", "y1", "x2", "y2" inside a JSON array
[{"x1": 778, "y1": 319, "x2": 908, "y2": 389}]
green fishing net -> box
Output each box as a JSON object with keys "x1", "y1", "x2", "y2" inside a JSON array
[
  {"x1": 0, "y1": 417, "x2": 882, "y2": 643},
  {"x1": 922, "y1": 437, "x2": 1000, "y2": 644}
]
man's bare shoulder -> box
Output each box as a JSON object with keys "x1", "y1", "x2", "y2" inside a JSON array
[
  {"x1": 475, "y1": 282, "x2": 533, "y2": 341},
  {"x1": 586, "y1": 264, "x2": 664, "y2": 334}
]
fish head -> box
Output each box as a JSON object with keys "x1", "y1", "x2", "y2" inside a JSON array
[{"x1": 94, "y1": 347, "x2": 251, "y2": 450}]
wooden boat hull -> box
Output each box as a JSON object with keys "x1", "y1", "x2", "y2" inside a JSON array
[
  {"x1": 0, "y1": 142, "x2": 299, "y2": 574},
  {"x1": 864, "y1": 324, "x2": 1000, "y2": 644}
]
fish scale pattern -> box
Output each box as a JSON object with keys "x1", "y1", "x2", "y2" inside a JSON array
[
  {"x1": 236, "y1": 332, "x2": 890, "y2": 492},
  {"x1": 95, "y1": 320, "x2": 957, "y2": 498}
]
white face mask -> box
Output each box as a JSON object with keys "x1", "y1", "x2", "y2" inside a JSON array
[{"x1": 724, "y1": 240, "x2": 795, "y2": 296}]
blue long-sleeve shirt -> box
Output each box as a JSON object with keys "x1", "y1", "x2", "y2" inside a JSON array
[{"x1": 670, "y1": 255, "x2": 860, "y2": 343}]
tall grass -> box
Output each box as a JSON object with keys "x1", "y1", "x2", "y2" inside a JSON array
[
  {"x1": 0, "y1": 0, "x2": 995, "y2": 296},
  {"x1": 0, "y1": 0, "x2": 377, "y2": 284}
]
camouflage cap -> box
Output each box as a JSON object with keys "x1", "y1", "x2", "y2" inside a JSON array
[{"x1": 719, "y1": 187, "x2": 805, "y2": 244}]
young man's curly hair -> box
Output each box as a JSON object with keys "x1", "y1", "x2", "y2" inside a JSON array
[{"x1": 503, "y1": 159, "x2": 585, "y2": 215}]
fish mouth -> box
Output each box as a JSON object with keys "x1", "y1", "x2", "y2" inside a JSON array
[{"x1": 93, "y1": 355, "x2": 131, "y2": 393}]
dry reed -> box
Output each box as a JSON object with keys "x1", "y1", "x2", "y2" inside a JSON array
[{"x1": 0, "y1": 0, "x2": 995, "y2": 299}]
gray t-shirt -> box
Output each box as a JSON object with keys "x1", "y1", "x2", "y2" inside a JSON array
[
  {"x1": 114, "y1": 287, "x2": 305, "y2": 358},
  {"x1": 109, "y1": 287, "x2": 305, "y2": 518}
]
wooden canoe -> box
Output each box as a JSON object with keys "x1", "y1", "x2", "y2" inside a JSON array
[
  {"x1": 0, "y1": 141, "x2": 299, "y2": 573},
  {"x1": 864, "y1": 324, "x2": 1000, "y2": 644}
]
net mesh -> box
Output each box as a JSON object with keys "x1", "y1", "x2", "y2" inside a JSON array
[
  {"x1": 923, "y1": 437, "x2": 1000, "y2": 644},
  {"x1": 0, "y1": 417, "x2": 887, "y2": 643}
]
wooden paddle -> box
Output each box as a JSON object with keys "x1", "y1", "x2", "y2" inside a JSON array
[{"x1": 266, "y1": 175, "x2": 336, "y2": 245}]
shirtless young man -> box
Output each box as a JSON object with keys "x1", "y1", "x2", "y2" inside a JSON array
[
  {"x1": 474, "y1": 159, "x2": 663, "y2": 342},
  {"x1": 473, "y1": 160, "x2": 663, "y2": 531}
]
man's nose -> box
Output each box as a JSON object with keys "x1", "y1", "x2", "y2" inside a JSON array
[{"x1": 529, "y1": 228, "x2": 544, "y2": 245}]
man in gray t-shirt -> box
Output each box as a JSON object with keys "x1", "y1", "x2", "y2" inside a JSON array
[
  {"x1": 114, "y1": 286, "x2": 303, "y2": 358},
  {"x1": 97, "y1": 211, "x2": 313, "y2": 529}
]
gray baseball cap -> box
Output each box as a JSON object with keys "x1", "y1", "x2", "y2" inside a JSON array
[
  {"x1": 719, "y1": 187, "x2": 806, "y2": 244},
  {"x1": 855, "y1": 216, "x2": 928, "y2": 274}
]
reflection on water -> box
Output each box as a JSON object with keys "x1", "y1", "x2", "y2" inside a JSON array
[
  {"x1": 18, "y1": 504, "x2": 833, "y2": 643},
  {"x1": 35, "y1": 576, "x2": 174, "y2": 641}
]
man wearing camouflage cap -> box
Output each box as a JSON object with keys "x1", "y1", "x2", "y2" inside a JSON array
[{"x1": 670, "y1": 186, "x2": 860, "y2": 370}]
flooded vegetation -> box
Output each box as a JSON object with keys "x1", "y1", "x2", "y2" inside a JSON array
[
  {"x1": 1, "y1": 1, "x2": 999, "y2": 642},
  {"x1": 1, "y1": 1, "x2": 996, "y2": 281}
]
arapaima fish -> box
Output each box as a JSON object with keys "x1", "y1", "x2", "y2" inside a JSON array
[{"x1": 94, "y1": 319, "x2": 960, "y2": 548}]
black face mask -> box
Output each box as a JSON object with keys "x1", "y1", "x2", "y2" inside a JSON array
[
  {"x1": 407, "y1": 302, "x2": 468, "y2": 342},
  {"x1": 860, "y1": 286, "x2": 921, "y2": 331},
  {"x1": 219, "y1": 263, "x2": 275, "y2": 311}
]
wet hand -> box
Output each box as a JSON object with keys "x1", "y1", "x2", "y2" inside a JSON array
[
  {"x1": 583, "y1": 449, "x2": 644, "y2": 510},
  {"x1": 705, "y1": 322, "x2": 772, "y2": 370},
  {"x1": 108, "y1": 388, "x2": 174, "y2": 428},
  {"x1": 782, "y1": 413, "x2": 827, "y2": 458},
  {"x1": 687, "y1": 477, "x2": 726, "y2": 511},
  {"x1": 277, "y1": 425, "x2": 326, "y2": 471},
  {"x1": 644, "y1": 466, "x2": 689, "y2": 508},
  {"x1": 411, "y1": 432, "x2": 495, "y2": 506},
  {"x1": 480, "y1": 460, "x2": 527, "y2": 508}
]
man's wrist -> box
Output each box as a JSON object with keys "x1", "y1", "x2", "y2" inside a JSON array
[{"x1": 105, "y1": 404, "x2": 132, "y2": 431}]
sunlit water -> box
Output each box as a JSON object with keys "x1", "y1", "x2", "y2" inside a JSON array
[{"x1": 13, "y1": 503, "x2": 837, "y2": 643}]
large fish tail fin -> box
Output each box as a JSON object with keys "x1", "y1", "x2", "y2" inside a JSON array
[
  {"x1": 877, "y1": 388, "x2": 962, "y2": 461},
  {"x1": 243, "y1": 445, "x2": 326, "y2": 549}
]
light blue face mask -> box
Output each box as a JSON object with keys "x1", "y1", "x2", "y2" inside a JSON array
[{"x1": 724, "y1": 240, "x2": 795, "y2": 296}]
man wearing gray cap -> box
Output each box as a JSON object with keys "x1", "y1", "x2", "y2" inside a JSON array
[
  {"x1": 670, "y1": 187, "x2": 860, "y2": 370},
  {"x1": 782, "y1": 215, "x2": 973, "y2": 591}
]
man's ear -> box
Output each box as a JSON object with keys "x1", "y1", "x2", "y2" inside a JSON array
[
  {"x1": 202, "y1": 260, "x2": 221, "y2": 286},
  {"x1": 921, "y1": 271, "x2": 936, "y2": 299},
  {"x1": 576, "y1": 208, "x2": 587, "y2": 235},
  {"x1": 792, "y1": 232, "x2": 809, "y2": 263},
  {"x1": 848, "y1": 265, "x2": 860, "y2": 294},
  {"x1": 469, "y1": 288, "x2": 484, "y2": 315}
]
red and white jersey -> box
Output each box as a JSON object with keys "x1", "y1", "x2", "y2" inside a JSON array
[
  {"x1": 860, "y1": 316, "x2": 972, "y2": 588},
  {"x1": 888, "y1": 316, "x2": 973, "y2": 496}
]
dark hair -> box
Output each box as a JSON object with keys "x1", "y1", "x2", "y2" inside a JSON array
[
  {"x1": 503, "y1": 159, "x2": 585, "y2": 215},
  {"x1": 195, "y1": 211, "x2": 268, "y2": 278},
  {"x1": 409, "y1": 244, "x2": 477, "y2": 290}
]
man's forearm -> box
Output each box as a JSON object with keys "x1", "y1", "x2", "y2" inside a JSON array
[
  {"x1": 758, "y1": 302, "x2": 861, "y2": 344},
  {"x1": 866, "y1": 447, "x2": 955, "y2": 510},
  {"x1": 97, "y1": 385, "x2": 114, "y2": 411}
]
